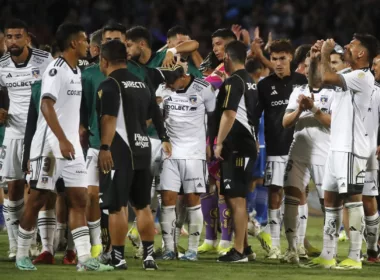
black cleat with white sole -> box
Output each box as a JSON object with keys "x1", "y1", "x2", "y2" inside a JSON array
[
  {"x1": 218, "y1": 248, "x2": 248, "y2": 262},
  {"x1": 112, "y1": 259, "x2": 127, "y2": 270},
  {"x1": 143, "y1": 256, "x2": 158, "y2": 270}
]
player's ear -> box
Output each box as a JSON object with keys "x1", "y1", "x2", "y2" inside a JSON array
[{"x1": 358, "y1": 49, "x2": 365, "y2": 59}]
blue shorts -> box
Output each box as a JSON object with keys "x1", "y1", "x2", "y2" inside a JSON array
[{"x1": 252, "y1": 146, "x2": 266, "y2": 178}]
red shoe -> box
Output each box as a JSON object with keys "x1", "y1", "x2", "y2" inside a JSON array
[
  {"x1": 63, "y1": 250, "x2": 77, "y2": 265},
  {"x1": 32, "y1": 251, "x2": 55, "y2": 265},
  {"x1": 368, "y1": 256, "x2": 380, "y2": 263}
]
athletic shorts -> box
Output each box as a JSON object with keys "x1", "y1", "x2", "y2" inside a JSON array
[
  {"x1": 0, "y1": 138, "x2": 24, "y2": 181},
  {"x1": 157, "y1": 159, "x2": 207, "y2": 194},
  {"x1": 86, "y1": 148, "x2": 99, "y2": 187},
  {"x1": 252, "y1": 146, "x2": 266, "y2": 178},
  {"x1": 150, "y1": 138, "x2": 162, "y2": 177},
  {"x1": 264, "y1": 156, "x2": 288, "y2": 187},
  {"x1": 284, "y1": 159, "x2": 325, "y2": 199},
  {"x1": 220, "y1": 155, "x2": 255, "y2": 198},
  {"x1": 29, "y1": 156, "x2": 87, "y2": 191},
  {"x1": 322, "y1": 151, "x2": 366, "y2": 195},
  {"x1": 99, "y1": 167, "x2": 152, "y2": 212},
  {"x1": 362, "y1": 169, "x2": 378, "y2": 196}
]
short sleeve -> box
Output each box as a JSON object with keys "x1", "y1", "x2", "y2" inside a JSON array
[
  {"x1": 203, "y1": 84, "x2": 216, "y2": 112},
  {"x1": 222, "y1": 76, "x2": 243, "y2": 112},
  {"x1": 286, "y1": 87, "x2": 301, "y2": 112},
  {"x1": 97, "y1": 78, "x2": 120, "y2": 117},
  {"x1": 339, "y1": 70, "x2": 368, "y2": 93},
  {"x1": 41, "y1": 67, "x2": 61, "y2": 101}
]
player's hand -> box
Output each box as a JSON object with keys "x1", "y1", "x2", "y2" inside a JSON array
[
  {"x1": 265, "y1": 32, "x2": 273, "y2": 52},
  {"x1": 256, "y1": 140, "x2": 260, "y2": 156},
  {"x1": 0, "y1": 108, "x2": 8, "y2": 124},
  {"x1": 99, "y1": 150, "x2": 113, "y2": 173},
  {"x1": 241, "y1": 29, "x2": 251, "y2": 46},
  {"x1": 376, "y1": 145, "x2": 380, "y2": 160},
  {"x1": 250, "y1": 37, "x2": 264, "y2": 58},
  {"x1": 297, "y1": 94, "x2": 314, "y2": 111},
  {"x1": 79, "y1": 124, "x2": 89, "y2": 149},
  {"x1": 214, "y1": 143, "x2": 223, "y2": 160},
  {"x1": 163, "y1": 51, "x2": 176, "y2": 68},
  {"x1": 176, "y1": 56, "x2": 188, "y2": 73},
  {"x1": 27, "y1": 160, "x2": 31, "y2": 174},
  {"x1": 231, "y1": 24, "x2": 243, "y2": 40},
  {"x1": 162, "y1": 141, "x2": 172, "y2": 159},
  {"x1": 59, "y1": 138, "x2": 75, "y2": 160},
  {"x1": 321, "y1": 39, "x2": 335, "y2": 55}
]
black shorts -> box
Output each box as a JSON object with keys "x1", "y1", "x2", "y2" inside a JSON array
[
  {"x1": 220, "y1": 154, "x2": 255, "y2": 198},
  {"x1": 99, "y1": 166, "x2": 152, "y2": 212}
]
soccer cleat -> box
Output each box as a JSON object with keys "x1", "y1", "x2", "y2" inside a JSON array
[
  {"x1": 32, "y1": 251, "x2": 55, "y2": 265},
  {"x1": 217, "y1": 245, "x2": 233, "y2": 256},
  {"x1": 257, "y1": 231, "x2": 272, "y2": 253},
  {"x1": 8, "y1": 247, "x2": 17, "y2": 261},
  {"x1": 244, "y1": 246, "x2": 256, "y2": 261},
  {"x1": 280, "y1": 249, "x2": 299, "y2": 264},
  {"x1": 333, "y1": 258, "x2": 362, "y2": 270},
  {"x1": 338, "y1": 230, "x2": 349, "y2": 242},
  {"x1": 300, "y1": 256, "x2": 337, "y2": 269},
  {"x1": 161, "y1": 250, "x2": 176, "y2": 260},
  {"x1": 367, "y1": 249, "x2": 380, "y2": 263},
  {"x1": 305, "y1": 244, "x2": 321, "y2": 257},
  {"x1": 217, "y1": 248, "x2": 248, "y2": 263},
  {"x1": 16, "y1": 256, "x2": 37, "y2": 271},
  {"x1": 143, "y1": 256, "x2": 158, "y2": 270},
  {"x1": 77, "y1": 258, "x2": 114, "y2": 272},
  {"x1": 63, "y1": 250, "x2": 77, "y2": 265},
  {"x1": 30, "y1": 244, "x2": 40, "y2": 258},
  {"x1": 266, "y1": 246, "x2": 281, "y2": 259},
  {"x1": 91, "y1": 244, "x2": 103, "y2": 258},
  {"x1": 179, "y1": 250, "x2": 198, "y2": 261},
  {"x1": 298, "y1": 245, "x2": 309, "y2": 260},
  {"x1": 97, "y1": 251, "x2": 112, "y2": 265},
  {"x1": 127, "y1": 225, "x2": 140, "y2": 248},
  {"x1": 112, "y1": 259, "x2": 127, "y2": 270},
  {"x1": 198, "y1": 242, "x2": 217, "y2": 254}
]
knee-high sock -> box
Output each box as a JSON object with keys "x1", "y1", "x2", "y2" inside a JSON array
[
  {"x1": 346, "y1": 202, "x2": 365, "y2": 262},
  {"x1": 219, "y1": 197, "x2": 232, "y2": 246},
  {"x1": 283, "y1": 196, "x2": 300, "y2": 250},
  {"x1": 320, "y1": 206, "x2": 343, "y2": 260},
  {"x1": 38, "y1": 210, "x2": 56, "y2": 254},
  {"x1": 187, "y1": 205, "x2": 203, "y2": 252},
  {"x1": 200, "y1": 192, "x2": 218, "y2": 244},
  {"x1": 160, "y1": 205, "x2": 176, "y2": 252}
]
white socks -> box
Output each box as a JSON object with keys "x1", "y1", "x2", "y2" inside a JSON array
[
  {"x1": 72, "y1": 226, "x2": 91, "y2": 263},
  {"x1": 16, "y1": 226, "x2": 34, "y2": 260},
  {"x1": 88, "y1": 219, "x2": 102, "y2": 246},
  {"x1": 160, "y1": 205, "x2": 176, "y2": 252},
  {"x1": 268, "y1": 208, "x2": 281, "y2": 247},
  {"x1": 187, "y1": 205, "x2": 203, "y2": 252},
  {"x1": 346, "y1": 202, "x2": 365, "y2": 262},
  {"x1": 8, "y1": 199, "x2": 24, "y2": 244},
  {"x1": 298, "y1": 203, "x2": 308, "y2": 247},
  {"x1": 3, "y1": 198, "x2": 17, "y2": 250},
  {"x1": 38, "y1": 210, "x2": 56, "y2": 254},
  {"x1": 283, "y1": 196, "x2": 299, "y2": 250},
  {"x1": 365, "y1": 212, "x2": 380, "y2": 252},
  {"x1": 320, "y1": 206, "x2": 342, "y2": 260},
  {"x1": 54, "y1": 222, "x2": 67, "y2": 251}
]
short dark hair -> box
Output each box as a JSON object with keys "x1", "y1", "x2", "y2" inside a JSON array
[
  {"x1": 55, "y1": 22, "x2": 85, "y2": 52},
  {"x1": 28, "y1": 32, "x2": 39, "y2": 48},
  {"x1": 225, "y1": 40, "x2": 247, "y2": 64},
  {"x1": 211, "y1": 28, "x2": 237, "y2": 41},
  {"x1": 159, "y1": 65, "x2": 185, "y2": 85},
  {"x1": 126, "y1": 26, "x2": 152, "y2": 48},
  {"x1": 4, "y1": 18, "x2": 28, "y2": 33},
  {"x1": 100, "y1": 40, "x2": 127, "y2": 64},
  {"x1": 167, "y1": 26, "x2": 189, "y2": 39},
  {"x1": 353, "y1": 33, "x2": 380, "y2": 63},
  {"x1": 245, "y1": 58, "x2": 264, "y2": 74},
  {"x1": 294, "y1": 44, "x2": 311, "y2": 65},
  {"x1": 90, "y1": 29, "x2": 102, "y2": 47},
  {"x1": 270, "y1": 39, "x2": 293, "y2": 55},
  {"x1": 50, "y1": 42, "x2": 61, "y2": 57},
  {"x1": 102, "y1": 22, "x2": 126, "y2": 36}
]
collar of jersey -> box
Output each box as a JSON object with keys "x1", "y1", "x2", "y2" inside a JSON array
[
  {"x1": 11, "y1": 47, "x2": 33, "y2": 68},
  {"x1": 176, "y1": 75, "x2": 195, "y2": 93}
]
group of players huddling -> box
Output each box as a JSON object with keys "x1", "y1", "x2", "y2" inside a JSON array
[{"x1": 0, "y1": 16, "x2": 379, "y2": 272}]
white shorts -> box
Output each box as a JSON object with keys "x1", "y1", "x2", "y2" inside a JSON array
[
  {"x1": 157, "y1": 159, "x2": 207, "y2": 194},
  {"x1": 362, "y1": 169, "x2": 379, "y2": 196},
  {"x1": 86, "y1": 148, "x2": 99, "y2": 187},
  {"x1": 284, "y1": 159, "x2": 324, "y2": 199},
  {"x1": 30, "y1": 155, "x2": 87, "y2": 191},
  {"x1": 150, "y1": 138, "x2": 162, "y2": 177},
  {"x1": 322, "y1": 151, "x2": 367, "y2": 194},
  {"x1": 0, "y1": 138, "x2": 24, "y2": 181},
  {"x1": 264, "y1": 156, "x2": 288, "y2": 187}
]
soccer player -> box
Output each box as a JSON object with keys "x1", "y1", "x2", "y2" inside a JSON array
[
  {"x1": 282, "y1": 50, "x2": 335, "y2": 264},
  {"x1": 211, "y1": 40, "x2": 258, "y2": 262},
  {"x1": 304, "y1": 34, "x2": 378, "y2": 270},
  {"x1": 255, "y1": 39, "x2": 307, "y2": 259},
  {"x1": 0, "y1": 18, "x2": 52, "y2": 255},
  {"x1": 88, "y1": 29, "x2": 102, "y2": 64},
  {"x1": 156, "y1": 65, "x2": 215, "y2": 260},
  {"x1": 293, "y1": 44, "x2": 312, "y2": 74},
  {"x1": 330, "y1": 44, "x2": 350, "y2": 74},
  {"x1": 97, "y1": 39, "x2": 169, "y2": 270},
  {"x1": 15, "y1": 22, "x2": 113, "y2": 272}
]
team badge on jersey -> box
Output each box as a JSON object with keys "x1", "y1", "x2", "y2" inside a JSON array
[
  {"x1": 41, "y1": 177, "x2": 48, "y2": 184},
  {"x1": 189, "y1": 95, "x2": 197, "y2": 104},
  {"x1": 320, "y1": 96, "x2": 328, "y2": 105},
  {"x1": 32, "y1": 68, "x2": 40, "y2": 78}
]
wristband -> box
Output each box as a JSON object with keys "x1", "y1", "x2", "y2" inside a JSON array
[
  {"x1": 311, "y1": 105, "x2": 318, "y2": 114},
  {"x1": 161, "y1": 136, "x2": 170, "y2": 143},
  {"x1": 100, "y1": 144, "x2": 110, "y2": 151},
  {"x1": 167, "y1": 47, "x2": 177, "y2": 55}
]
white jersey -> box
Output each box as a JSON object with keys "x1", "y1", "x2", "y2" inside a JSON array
[
  {"x1": 286, "y1": 85, "x2": 334, "y2": 165},
  {"x1": 365, "y1": 82, "x2": 380, "y2": 169},
  {"x1": 330, "y1": 69, "x2": 375, "y2": 158},
  {"x1": 0, "y1": 48, "x2": 52, "y2": 138},
  {"x1": 30, "y1": 57, "x2": 83, "y2": 159},
  {"x1": 160, "y1": 77, "x2": 216, "y2": 160}
]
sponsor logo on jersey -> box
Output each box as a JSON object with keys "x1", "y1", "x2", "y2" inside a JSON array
[
  {"x1": 67, "y1": 90, "x2": 82, "y2": 96},
  {"x1": 165, "y1": 104, "x2": 197, "y2": 111},
  {"x1": 185, "y1": 177, "x2": 200, "y2": 181},
  {"x1": 78, "y1": 59, "x2": 89, "y2": 67},
  {"x1": 271, "y1": 100, "x2": 288, "y2": 106},
  {"x1": 270, "y1": 86, "x2": 278, "y2": 95},
  {"x1": 247, "y1": 83, "x2": 256, "y2": 90},
  {"x1": 49, "y1": 68, "x2": 57, "y2": 76},
  {"x1": 320, "y1": 96, "x2": 328, "y2": 104},
  {"x1": 5, "y1": 81, "x2": 33, "y2": 88},
  {"x1": 134, "y1": 133, "x2": 149, "y2": 148},
  {"x1": 6, "y1": 73, "x2": 12, "y2": 78},
  {"x1": 75, "y1": 170, "x2": 87, "y2": 174},
  {"x1": 193, "y1": 83, "x2": 204, "y2": 92},
  {"x1": 122, "y1": 81, "x2": 146, "y2": 89},
  {"x1": 189, "y1": 95, "x2": 197, "y2": 104},
  {"x1": 32, "y1": 68, "x2": 40, "y2": 78}
]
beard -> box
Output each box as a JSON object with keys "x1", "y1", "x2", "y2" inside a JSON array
[{"x1": 9, "y1": 46, "x2": 24, "y2": 57}]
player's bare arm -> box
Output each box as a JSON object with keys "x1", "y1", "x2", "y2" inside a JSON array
[
  {"x1": 282, "y1": 107, "x2": 302, "y2": 128},
  {"x1": 215, "y1": 109, "x2": 236, "y2": 159},
  {"x1": 163, "y1": 40, "x2": 200, "y2": 67},
  {"x1": 98, "y1": 114, "x2": 116, "y2": 173},
  {"x1": 41, "y1": 97, "x2": 75, "y2": 160},
  {"x1": 298, "y1": 95, "x2": 332, "y2": 128},
  {"x1": 320, "y1": 39, "x2": 344, "y2": 87}
]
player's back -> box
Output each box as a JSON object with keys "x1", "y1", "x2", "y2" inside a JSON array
[
  {"x1": 365, "y1": 82, "x2": 380, "y2": 145},
  {"x1": 0, "y1": 48, "x2": 52, "y2": 138}
]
